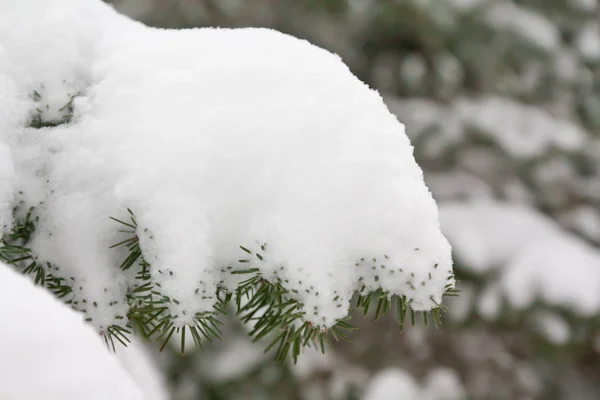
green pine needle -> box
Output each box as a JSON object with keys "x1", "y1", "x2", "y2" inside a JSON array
[{"x1": 1, "y1": 207, "x2": 457, "y2": 361}]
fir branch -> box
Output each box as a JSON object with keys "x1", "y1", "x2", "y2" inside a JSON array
[
  {"x1": 2, "y1": 206, "x2": 457, "y2": 362},
  {"x1": 105, "y1": 209, "x2": 458, "y2": 359}
]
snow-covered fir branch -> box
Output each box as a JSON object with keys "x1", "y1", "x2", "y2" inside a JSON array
[{"x1": 0, "y1": 0, "x2": 454, "y2": 360}]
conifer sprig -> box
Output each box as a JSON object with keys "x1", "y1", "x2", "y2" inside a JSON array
[
  {"x1": 1, "y1": 207, "x2": 457, "y2": 362},
  {"x1": 109, "y1": 209, "x2": 226, "y2": 353}
]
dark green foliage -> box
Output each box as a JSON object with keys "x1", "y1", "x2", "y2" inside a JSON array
[
  {"x1": 28, "y1": 88, "x2": 79, "y2": 129},
  {"x1": 1, "y1": 207, "x2": 457, "y2": 362},
  {"x1": 0, "y1": 207, "x2": 77, "y2": 300}
]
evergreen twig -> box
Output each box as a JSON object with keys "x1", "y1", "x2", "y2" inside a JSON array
[{"x1": 1, "y1": 207, "x2": 457, "y2": 362}]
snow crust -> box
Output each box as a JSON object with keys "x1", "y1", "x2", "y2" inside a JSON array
[
  {"x1": 0, "y1": 0, "x2": 452, "y2": 330},
  {"x1": 0, "y1": 263, "x2": 145, "y2": 400}
]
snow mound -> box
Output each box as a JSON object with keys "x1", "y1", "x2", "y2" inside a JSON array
[
  {"x1": 0, "y1": 262, "x2": 145, "y2": 400},
  {"x1": 0, "y1": 0, "x2": 452, "y2": 330}
]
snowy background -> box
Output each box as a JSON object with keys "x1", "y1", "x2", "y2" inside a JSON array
[
  {"x1": 101, "y1": 0, "x2": 600, "y2": 399},
  {"x1": 1, "y1": 0, "x2": 599, "y2": 399}
]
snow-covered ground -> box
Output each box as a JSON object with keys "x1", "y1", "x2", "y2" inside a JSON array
[{"x1": 0, "y1": 262, "x2": 167, "y2": 400}]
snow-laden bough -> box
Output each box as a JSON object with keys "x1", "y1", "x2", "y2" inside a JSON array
[{"x1": 0, "y1": 0, "x2": 454, "y2": 358}]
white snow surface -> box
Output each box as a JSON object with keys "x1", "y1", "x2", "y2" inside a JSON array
[
  {"x1": 0, "y1": 143, "x2": 14, "y2": 233},
  {"x1": 115, "y1": 339, "x2": 170, "y2": 400},
  {"x1": 0, "y1": 0, "x2": 452, "y2": 329},
  {"x1": 441, "y1": 201, "x2": 600, "y2": 317},
  {"x1": 0, "y1": 263, "x2": 146, "y2": 400}
]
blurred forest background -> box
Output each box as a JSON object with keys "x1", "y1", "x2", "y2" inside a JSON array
[{"x1": 105, "y1": 0, "x2": 600, "y2": 399}]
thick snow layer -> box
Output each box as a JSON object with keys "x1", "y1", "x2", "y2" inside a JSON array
[
  {"x1": 0, "y1": 263, "x2": 145, "y2": 400},
  {"x1": 0, "y1": 0, "x2": 452, "y2": 331},
  {"x1": 0, "y1": 60, "x2": 17, "y2": 233},
  {"x1": 0, "y1": 143, "x2": 14, "y2": 233},
  {"x1": 441, "y1": 201, "x2": 600, "y2": 317}
]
